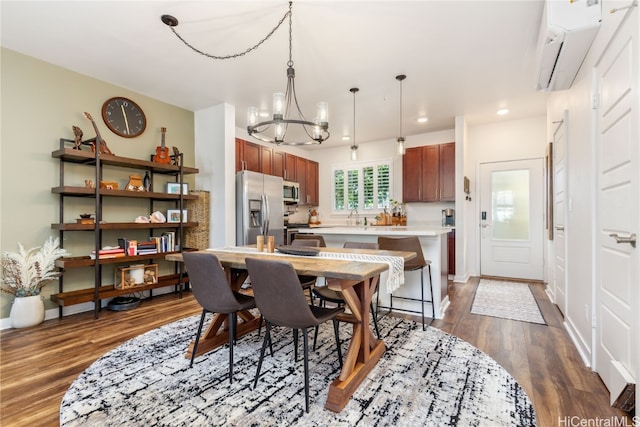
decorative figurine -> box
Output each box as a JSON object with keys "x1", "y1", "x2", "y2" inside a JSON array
[
  {"x1": 143, "y1": 171, "x2": 150, "y2": 191},
  {"x1": 72, "y1": 126, "x2": 84, "y2": 150}
]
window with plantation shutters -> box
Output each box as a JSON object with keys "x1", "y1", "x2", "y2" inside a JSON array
[{"x1": 332, "y1": 160, "x2": 393, "y2": 214}]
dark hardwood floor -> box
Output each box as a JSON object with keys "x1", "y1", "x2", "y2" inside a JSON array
[{"x1": 0, "y1": 278, "x2": 631, "y2": 426}]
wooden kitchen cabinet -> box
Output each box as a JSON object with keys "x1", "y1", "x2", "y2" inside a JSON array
[
  {"x1": 235, "y1": 138, "x2": 261, "y2": 173},
  {"x1": 234, "y1": 139, "x2": 319, "y2": 205},
  {"x1": 284, "y1": 153, "x2": 297, "y2": 181},
  {"x1": 306, "y1": 160, "x2": 319, "y2": 206},
  {"x1": 273, "y1": 150, "x2": 285, "y2": 178},
  {"x1": 402, "y1": 142, "x2": 455, "y2": 202},
  {"x1": 448, "y1": 230, "x2": 455, "y2": 275},
  {"x1": 260, "y1": 145, "x2": 273, "y2": 175},
  {"x1": 439, "y1": 142, "x2": 455, "y2": 201},
  {"x1": 296, "y1": 156, "x2": 307, "y2": 204}
]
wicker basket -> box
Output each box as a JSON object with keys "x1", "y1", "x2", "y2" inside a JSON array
[{"x1": 185, "y1": 190, "x2": 210, "y2": 250}]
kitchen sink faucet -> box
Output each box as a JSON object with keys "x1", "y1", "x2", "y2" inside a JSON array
[{"x1": 348, "y1": 209, "x2": 361, "y2": 226}]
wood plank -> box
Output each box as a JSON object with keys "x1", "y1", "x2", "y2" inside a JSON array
[
  {"x1": 50, "y1": 274, "x2": 188, "y2": 306},
  {"x1": 51, "y1": 186, "x2": 199, "y2": 200},
  {"x1": 52, "y1": 147, "x2": 198, "y2": 174}
]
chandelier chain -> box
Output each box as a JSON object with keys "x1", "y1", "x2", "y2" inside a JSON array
[
  {"x1": 288, "y1": 1, "x2": 293, "y2": 68},
  {"x1": 167, "y1": 3, "x2": 291, "y2": 61}
]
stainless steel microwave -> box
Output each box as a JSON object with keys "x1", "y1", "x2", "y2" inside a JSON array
[{"x1": 283, "y1": 180, "x2": 299, "y2": 204}]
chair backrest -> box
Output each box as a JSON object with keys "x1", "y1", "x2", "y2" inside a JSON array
[
  {"x1": 183, "y1": 252, "x2": 245, "y2": 313},
  {"x1": 343, "y1": 241, "x2": 379, "y2": 250},
  {"x1": 245, "y1": 257, "x2": 320, "y2": 328},
  {"x1": 377, "y1": 236, "x2": 427, "y2": 271},
  {"x1": 291, "y1": 238, "x2": 320, "y2": 248},
  {"x1": 292, "y1": 234, "x2": 326, "y2": 247}
]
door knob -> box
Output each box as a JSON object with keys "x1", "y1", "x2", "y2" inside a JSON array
[{"x1": 609, "y1": 233, "x2": 637, "y2": 248}]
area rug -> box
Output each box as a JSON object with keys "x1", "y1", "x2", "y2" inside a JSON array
[
  {"x1": 60, "y1": 313, "x2": 536, "y2": 426},
  {"x1": 471, "y1": 279, "x2": 546, "y2": 324}
]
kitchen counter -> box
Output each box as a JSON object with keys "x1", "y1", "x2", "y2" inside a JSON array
[
  {"x1": 296, "y1": 226, "x2": 451, "y2": 319},
  {"x1": 301, "y1": 226, "x2": 451, "y2": 236}
]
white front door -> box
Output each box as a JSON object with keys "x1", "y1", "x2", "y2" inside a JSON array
[
  {"x1": 480, "y1": 159, "x2": 544, "y2": 280},
  {"x1": 594, "y1": 4, "x2": 638, "y2": 406},
  {"x1": 553, "y1": 115, "x2": 568, "y2": 315}
]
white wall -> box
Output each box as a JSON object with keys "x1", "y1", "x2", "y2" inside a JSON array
[{"x1": 465, "y1": 116, "x2": 548, "y2": 277}]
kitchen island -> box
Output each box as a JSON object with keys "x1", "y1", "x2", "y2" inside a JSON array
[{"x1": 296, "y1": 226, "x2": 451, "y2": 319}]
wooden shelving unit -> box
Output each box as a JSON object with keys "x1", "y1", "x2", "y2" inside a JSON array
[{"x1": 51, "y1": 139, "x2": 200, "y2": 318}]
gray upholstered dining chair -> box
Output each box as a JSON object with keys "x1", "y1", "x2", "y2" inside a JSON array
[
  {"x1": 290, "y1": 238, "x2": 321, "y2": 301},
  {"x1": 182, "y1": 251, "x2": 256, "y2": 384},
  {"x1": 291, "y1": 233, "x2": 327, "y2": 248},
  {"x1": 377, "y1": 235, "x2": 434, "y2": 330},
  {"x1": 245, "y1": 257, "x2": 344, "y2": 413},
  {"x1": 312, "y1": 241, "x2": 381, "y2": 349}
]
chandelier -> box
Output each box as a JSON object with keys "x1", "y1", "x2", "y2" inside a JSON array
[
  {"x1": 161, "y1": 2, "x2": 328, "y2": 146},
  {"x1": 247, "y1": 3, "x2": 328, "y2": 145},
  {"x1": 350, "y1": 88, "x2": 359, "y2": 160},
  {"x1": 396, "y1": 74, "x2": 407, "y2": 155}
]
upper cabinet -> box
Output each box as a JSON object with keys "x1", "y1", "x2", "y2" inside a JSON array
[
  {"x1": 402, "y1": 142, "x2": 455, "y2": 203},
  {"x1": 235, "y1": 138, "x2": 261, "y2": 172},
  {"x1": 235, "y1": 138, "x2": 319, "y2": 206},
  {"x1": 306, "y1": 160, "x2": 319, "y2": 206}
]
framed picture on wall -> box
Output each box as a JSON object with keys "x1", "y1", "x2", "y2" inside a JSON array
[
  {"x1": 167, "y1": 209, "x2": 188, "y2": 223},
  {"x1": 166, "y1": 183, "x2": 188, "y2": 195}
]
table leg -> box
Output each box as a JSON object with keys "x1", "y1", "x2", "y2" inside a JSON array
[
  {"x1": 325, "y1": 275, "x2": 385, "y2": 412},
  {"x1": 184, "y1": 268, "x2": 261, "y2": 359}
]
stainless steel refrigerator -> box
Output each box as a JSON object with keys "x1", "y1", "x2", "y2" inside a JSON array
[{"x1": 236, "y1": 170, "x2": 285, "y2": 246}]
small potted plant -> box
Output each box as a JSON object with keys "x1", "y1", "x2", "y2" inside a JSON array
[{"x1": 1, "y1": 236, "x2": 69, "y2": 328}]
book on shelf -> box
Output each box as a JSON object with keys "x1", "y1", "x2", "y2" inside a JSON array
[
  {"x1": 90, "y1": 249, "x2": 126, "y2": 260},
  {"x1": 137, "y1": 249, "x2": 158, "y2": 255}
]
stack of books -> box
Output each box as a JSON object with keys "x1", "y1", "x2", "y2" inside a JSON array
[
  {"x1": 90, "y1": 246, "x2": 126, "y2": 259},
  {"x1": 137, "y1": 241, "x2": 158, "y2": 255}
]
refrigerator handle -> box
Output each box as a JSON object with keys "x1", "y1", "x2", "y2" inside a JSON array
[{"x1": 263, "y1": 193, "x2": 270, "y2": 236}]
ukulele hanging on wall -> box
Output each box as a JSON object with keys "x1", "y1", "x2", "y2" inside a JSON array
[{"x1": 153, "y1": 127, "x2": 171, "y2": 164}]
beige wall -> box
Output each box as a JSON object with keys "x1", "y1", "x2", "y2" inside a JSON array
[{"x1": 0, "y1": 48, "x2": 195, "y2": 317}]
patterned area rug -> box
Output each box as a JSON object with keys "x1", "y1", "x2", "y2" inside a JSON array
[
  {"x1": 60, "y1": 313, "x2": 536, "y2": 426},
  {"x1": 471, "y1": 279, "x2": 546, "y2": 324}
]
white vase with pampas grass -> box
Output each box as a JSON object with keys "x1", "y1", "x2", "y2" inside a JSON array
[{"x1": 1, "y1": 237, "x2": 69, "y2": 328}]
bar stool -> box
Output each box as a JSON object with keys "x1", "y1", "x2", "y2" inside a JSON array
[{"x1": 376, "y1": 236, "x2": 434, "y2": 330}]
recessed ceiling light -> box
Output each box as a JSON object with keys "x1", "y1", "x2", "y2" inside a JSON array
[
  {"x1": 342, "y1": 135, "x2": 351, "y2": 141},
  {"x1": 417, "y1": 117, "x2": 428, "y2": 123},
  {"x1": 497, "y1": 108, "x2": 509, "y2": 116}
]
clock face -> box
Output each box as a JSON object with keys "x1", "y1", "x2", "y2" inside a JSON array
[{"x1": 101, "y1": 97, "x2": 146, "y2": 138}]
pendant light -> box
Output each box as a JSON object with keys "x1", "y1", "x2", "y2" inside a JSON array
[
  {"x1": 350, "y1": 88, "x2": 359, "y2": 161},
  {"x1": 396, "y1": 74, "x2": 406, "y2": 155}
]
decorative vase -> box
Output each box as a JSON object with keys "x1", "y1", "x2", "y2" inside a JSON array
[{"x1": 9, "y1": 295, "x2": 45, "y2": 328}]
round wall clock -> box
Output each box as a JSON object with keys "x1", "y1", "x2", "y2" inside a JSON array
[{"x1": 101, "y1": 97, "x2": 147, "y2": 138}]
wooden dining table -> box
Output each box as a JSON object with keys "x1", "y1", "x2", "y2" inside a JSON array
[{"x1": 166, "y1": 246, "x2": 415, "y2": 413}]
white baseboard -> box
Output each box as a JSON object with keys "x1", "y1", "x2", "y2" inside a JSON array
[
  {"x1": 564, "y1": 317, "x2": 592, "y2": 368},
  {"x1": 438, "y1": 295, "x2": 450, "y2": 319},
  {"x1": 453, "y1": 273, "x2": 470, "y2": 283}
]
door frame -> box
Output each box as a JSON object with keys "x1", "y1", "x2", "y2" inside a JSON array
[{"x1": 477, "y1": 158, "x2": 545, "y2": 281}]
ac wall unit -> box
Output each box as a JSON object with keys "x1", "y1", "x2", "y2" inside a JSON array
[{"x1": 535, "y1": 0, "x2": 601, "y2": 91}]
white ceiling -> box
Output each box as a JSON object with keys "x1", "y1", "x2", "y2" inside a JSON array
[{"x1": 0, "y1": 0, "x2": 549, "y2": 149}]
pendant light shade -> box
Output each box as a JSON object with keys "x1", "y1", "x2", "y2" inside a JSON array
[
  {"x1": 396, "y1": 74, "x2": 406, "y2": 155},
  {"x1": 350, "y1": 87, "x2": 359, "y2": 160}
]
